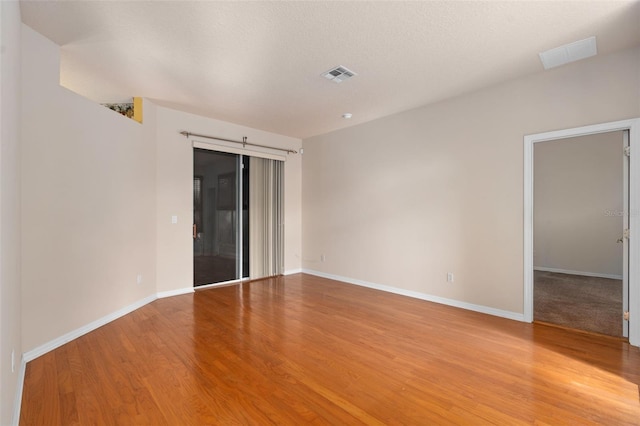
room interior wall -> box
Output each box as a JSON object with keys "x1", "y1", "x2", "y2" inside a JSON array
[
  {"x1": 20, "y1": 25, "x2": 158, "y2": 354},
  {"x1": 155, "y1": 107, "x2": 302, "y2": 295},
  {"x1": 0, "y1": 2, "x2": 23, "y2": 424},
  {"x1": 301, "y1": 46, "x2": 640, "y2": 316},
  {"x1": 534, "y1": 132, "x2": 623, "y2": 278}
]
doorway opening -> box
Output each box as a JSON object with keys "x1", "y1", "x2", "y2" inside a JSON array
[
  {"x1": 524, "y1": 118, "x2": 640, "y2": 347},
  {"x1": 532, "y1": 131, "x2": 627, "y2": 337}
]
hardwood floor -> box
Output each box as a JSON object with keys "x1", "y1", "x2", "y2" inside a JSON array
[{"x1": 20, "y1": 274, "x2": 640, "y2": 425}]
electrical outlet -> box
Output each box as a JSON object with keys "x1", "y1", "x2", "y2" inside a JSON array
[
  {"x1": 137, "y1": 274, "x2": 143, "y2": 285},
  {"x1": 11, "y1": 349, "x2": 15, "y2": 373},
  {"x1": 447, "y1": 272, "x2": 454, "y2": 283},
  {"x1": 320, "y1": 254, "x2": 325, "y2": 262}
]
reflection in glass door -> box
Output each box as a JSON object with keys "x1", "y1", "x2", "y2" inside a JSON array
[{"x1": 193, "y1": 149, "x2": 249, "y2": 286}]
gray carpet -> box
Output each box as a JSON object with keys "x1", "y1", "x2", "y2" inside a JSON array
[{"x1": 534, "y1": 270, "x2": 622, "y2": 337}]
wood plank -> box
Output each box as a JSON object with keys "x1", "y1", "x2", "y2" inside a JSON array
[{"x1": 20, "y1": 274, "x2": 640, "y2": 425}]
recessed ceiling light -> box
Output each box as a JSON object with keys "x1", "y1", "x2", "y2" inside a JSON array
[
  {"x1": 342, "y1": 113, "x2": 353, "y2": 119},
  {"x1": 539, "y1": 36, "x2": 597, "y2": 70}
]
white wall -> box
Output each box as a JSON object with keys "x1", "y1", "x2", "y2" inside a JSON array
[
  {"x1": 155, "y1": 107, "x2": 302, "y2": 294},
  {"x1": 302, "y1": 47, "x2": 640, "y2": 316},
  {"x1": 534, "y1": 132, "x2": 623, "y2": 277},
  {"x1": 21, "y1": 25, "x2": 158, "y2": 353},
  {"x1": 0, "y1": 2, "x2": 23, "y2": 424}
]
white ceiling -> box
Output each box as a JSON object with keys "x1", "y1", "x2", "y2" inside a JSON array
[{"x1": 20, "y1": 0, "x2": 640, "y2": 139}]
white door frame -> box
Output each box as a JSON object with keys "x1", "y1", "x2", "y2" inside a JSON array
[
  {"x1": 524, "y1": 118, "x2": 640, "y2": 347},
  {"x1": 623, "y1": 130, "x2": 630, "y2": 338}
]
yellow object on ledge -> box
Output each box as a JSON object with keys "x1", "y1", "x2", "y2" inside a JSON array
[{"x1": 133, "y1": 97, "x2": 143, "y2": 123}]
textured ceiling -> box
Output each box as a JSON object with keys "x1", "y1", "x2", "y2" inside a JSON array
[{"x1": 20, "y1": 1, "x2": 640, "y2": 139}]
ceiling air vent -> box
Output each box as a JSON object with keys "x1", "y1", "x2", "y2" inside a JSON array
[
  {"x1": 322, "y1": 65, "x2": 357, "y2": 83},
  {"x1": 539, "y1": 36, "x2": 597, "y2": 70}
]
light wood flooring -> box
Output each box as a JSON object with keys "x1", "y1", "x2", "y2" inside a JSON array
[{"x1": 20, "y1": 274, "x2": 640, "y2": 425}]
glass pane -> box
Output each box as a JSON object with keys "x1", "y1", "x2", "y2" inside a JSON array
[{"x1": 193, "y1": 149, "x2": 239, "y2": 286}]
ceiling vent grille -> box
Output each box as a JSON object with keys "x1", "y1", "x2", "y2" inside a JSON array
[
  {"x1": 322, "y1": 65, "x2": 357, "y2": 83},
  {"x1": 539, "y1": 36, "x2": 597, "y2": 70}
]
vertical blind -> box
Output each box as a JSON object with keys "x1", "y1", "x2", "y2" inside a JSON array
[{"x1": 249, "y1": 157, "x2": 284, "y2": 279}]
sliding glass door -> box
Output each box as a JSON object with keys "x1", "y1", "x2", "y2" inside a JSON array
[
  {"x1": 193, "y1": 149, "x2": 249, "y2": 286},
  {"x1": 193, "y1": 147, "x2": 284, "y2": 286}
]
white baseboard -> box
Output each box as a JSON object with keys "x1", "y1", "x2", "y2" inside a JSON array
[
  {"x1": 534, "y1": 267, "x2": 622, "y2": 280},
  {"x1": 12, "y1": 355, "x2": 26, "y2": 426},
  {"x1": 302, "y1": 269, "x2": 524, "y2": 322},
  {"x1": 23, "y1": 294, "x2": 157, "y2": 362},
  {"x1": 157, "y1": 287, "x2": 194, "y2": 298},
  {"x1": 284, "y1": 268, "x2": 302, "y2": 276}
]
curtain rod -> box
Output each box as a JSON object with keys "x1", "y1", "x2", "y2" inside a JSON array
[{"x1": 180, "y1": 131, "x2": 297, "y2": 154}]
